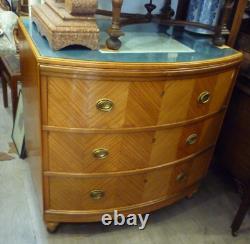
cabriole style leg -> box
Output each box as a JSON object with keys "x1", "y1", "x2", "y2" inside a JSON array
[{"x1": 106, "y1": 0, "x2": 124, "y2": 50}]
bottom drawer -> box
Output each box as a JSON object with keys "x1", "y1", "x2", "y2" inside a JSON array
[{"x1": 46, "y1": 149, "x2": 213, "y2": 211}]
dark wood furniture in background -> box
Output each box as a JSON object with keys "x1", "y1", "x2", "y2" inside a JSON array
[
  {"x1": 216, "y1": 76, "x2": 250, "y2": 236},
  {"x1": 227, "y1": 0, "x2": 249, "y2": 46},
  {"x1": 216, "y1": 17, "x2": 250, "y2": 236},
  {"x1": 175, "y1": 0, "x2": 248, "y2": 47},
  {"x1": 17, "y1": 0, "x2": 29, "y2": 16},
  {"x1": 231, "y1": 180, "x2": 250, "y2": 236},
  {"x1": 0, "y1": 11, "x2": 21, "y2": 119},
  {"x1": 0, "y1": 55, "x2": 21, "y2": 119},
  {"x1": 99, "y1": 0, "x2": 248, "y2": 50}
]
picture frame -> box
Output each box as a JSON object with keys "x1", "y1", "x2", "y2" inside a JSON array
[{"x1": 11, "y1": 90, "x2": 26, "y2": 159}]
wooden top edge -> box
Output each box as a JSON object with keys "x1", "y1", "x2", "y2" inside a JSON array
[
  {"x1": 37, "y1": 50, "x2": 243, "y2": 72},
  {"x1": 18, "y1": 18, "x2": 243, "y2": 71},
  {"x1": 18, "y1": 18, "x2": 41, "y2": 60}
]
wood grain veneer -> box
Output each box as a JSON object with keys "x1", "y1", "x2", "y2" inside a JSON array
[
  {"x1": 45, "y1": 113, "x2": 223, "y2": 173},
  {"x1": 42, "y1": 70, "x2": 235, "y2": 128},
  {"x1": 47, "y1": 149, "x2": 212, "y2": 212},
  {"x1": 18, "y1": 18, "x2": 242, "y2": 231}
]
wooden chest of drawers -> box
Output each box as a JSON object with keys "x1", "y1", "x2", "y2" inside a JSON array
[{"x1": 18, "y1": 18, "x2": 242, "y2": 232}]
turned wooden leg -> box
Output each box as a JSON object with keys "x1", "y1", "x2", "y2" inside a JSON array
[
  {"x1": 160, "y1": 0, "x2": 175, "y2": 20},
  {"x1": 145, "y1": 0, "x2": 156, "y2": 20},
  {"x1": 213, "y1": 0, "x2": 231, "y2": 46},
  {"x1": 231, "y1": 183, "x2": 250, "y2": 237},
  {"x1": 46, "y1": 222, "x2": 60, "y2": 233},
  {"x1": 106, "y1": 0, "x2": 124, "y2": 50}
]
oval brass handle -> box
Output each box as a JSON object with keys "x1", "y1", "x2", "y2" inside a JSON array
[
  {"x1": 198, "y1": 91, "x2": 211, "y2": 104},
  {"x1": 92, "y1": 148, "x2": 109, "y2": 159},
  {"x1": 90, "y1": 190, "x2": 105, "y2": 200},
  {"x1": 96, "y1": 99, "x2": 114, "y2": 112},
  {"x1": 176, "y1": 172, "x2": 188, "y2": 182},
  {"x1": 186, "y1": 134, "x2": 198, "y2": 145}
]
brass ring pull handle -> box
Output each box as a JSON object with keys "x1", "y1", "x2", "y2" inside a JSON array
[
  {"x1": 198, "y1": 91, "x2": 211, "y2": 104},
  {"x1": 92, "y1": 148, "x2": 109, "y2": 159},
  {"x1": 176, "y1": 172, "x2": 188, "y2": 182},
  {"x1": 186, "y1": 134, "x2": 198, "y2": 145},
  {"x1": 96, "y1": 99, "x2": 114, "y2": 112},
  {"x1": 90, "y1": 190, "x2": 105, "y2": 200}
]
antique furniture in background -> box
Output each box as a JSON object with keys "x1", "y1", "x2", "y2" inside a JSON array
[
  {"x1": 185, "y1": 0, "x2": 225, "y2": 35},
  {"x1": 17, "y1": 0, "x2": 28, "y2": 16},
  {"x1": 0, "y1": 54, "x2": 21, "y2": 118},
  {"x1": 0, "y1": 11, "x2": 20, "y2": 119},
  {"x1": 102, "y1": 0, "x2": 248, "y2": 50},
  {"x1": 176, "y1": 0, "x2": 248, "y2": 47},
  {"x1": 31, "y1": 0, "x2": 99, "y2": 50},
  {"x1": 18, "y1": 17, "x2": 242, "y2": 232},
  {"x1": 216, "y1": 76, "x2": 250, "y2": 236},
  {"x1": 216, "y1": 17, "x2": 250, "y2": 236},
  {"x1": 236, "y1": 18, "x2": 250, "y2": 78}
]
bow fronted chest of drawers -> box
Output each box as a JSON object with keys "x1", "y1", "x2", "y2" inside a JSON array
[{"x1": 18, "y1": 18, "x2": 242, "y2": 232}]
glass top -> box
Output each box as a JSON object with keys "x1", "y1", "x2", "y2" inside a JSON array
[{"x1": 22, "y1": 17, "x2": 237, "y2": 63}]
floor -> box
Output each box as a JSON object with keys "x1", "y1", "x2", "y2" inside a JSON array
[{"x1": 0, "y1": 85, "x2": 250, "y2": 244}]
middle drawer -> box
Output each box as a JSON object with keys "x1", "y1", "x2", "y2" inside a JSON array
[{"x1": 44, "y1": 113, "x2": 223, "y2": 173}]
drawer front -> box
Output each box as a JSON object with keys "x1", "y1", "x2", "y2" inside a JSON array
[
  {"x1": 158, "y1": 69, "x2": 234, "y2": 124},
  {"x1": 43, "y1": 70, "x2": 235, "y2": 128},
  {"x1": 46, "y1": 113, "x2": 223, "y2": 173},
  {"x1": 47, "y1": 150, "x2": 212, "y2": 211}
]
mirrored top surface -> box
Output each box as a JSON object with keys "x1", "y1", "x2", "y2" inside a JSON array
[{"x1": 22, "y1": 17, "x2": 238, "y2": 63}]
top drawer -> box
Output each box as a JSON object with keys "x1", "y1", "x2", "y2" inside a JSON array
[{"x1": 41, "y1": 69, "x2": 235, "y2": 128}]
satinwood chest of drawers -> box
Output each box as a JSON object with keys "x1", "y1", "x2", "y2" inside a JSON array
[{"x1": 18, "y1": 18, "x2": 242, "y2": 232}]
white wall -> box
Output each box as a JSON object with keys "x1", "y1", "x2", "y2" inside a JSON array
[
  {"x1": 29, "y1": 0, "x2": 42, "y2": 4},
  {"x1": 98, "y1": 0, "x2": 178, "y2": 14},
  {"x1": 29, "y1": 1, "x2": 179, "y2": 15},
  {"x1": 29, "y1": 0, "x2": 42, "y2": 16}
]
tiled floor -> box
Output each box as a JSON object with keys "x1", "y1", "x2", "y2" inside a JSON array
[{"x1": 0, "y1": 85, "x2": 249, "y2": 244}]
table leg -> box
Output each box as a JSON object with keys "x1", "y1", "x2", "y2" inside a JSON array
[
  {"x1": 160, "y1": 0, "x2": 175, "y2": 20},
  {"x1": 1, "y1": 75, "x2": 8, "y2": 108},
  {"x1": 106, "y1": 0, "x2": 124, "y2": 50},
  {"x1": 11, "y1": 79, "x2": 18, "y2": 119},
  {"x1": 231, "y1": 183, "x2": 250, "y2": 236},
  {"x1": 213, "y1": 0, "x2": 231, "y2": 46}
]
